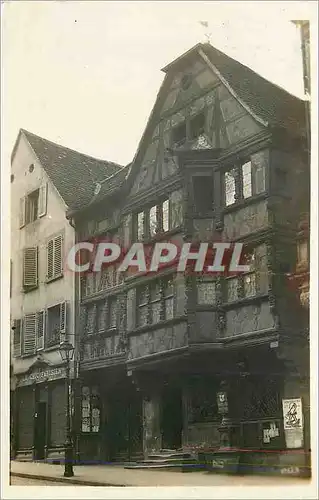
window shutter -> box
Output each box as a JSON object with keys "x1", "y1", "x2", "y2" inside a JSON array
[
  {"x1": 23, "y1": 247, "x2": 38, "y2": 287},
  {"x1": 23, "y1": 314, "x2": 36, "y2": 355},
  {"x1": 38, "y1": 183, "x2": 48, "y2": 217},
  {"x1": 60, "y1": 301, "x2": 67, "y2": 335},
  {"x1": 53, "y1": 235, "x2": 63, "y2": 277},
  {"x1": 47, "y1": 239, "x2": 54, "y2": 280},
  {"x1": 36, "y1": 311, "x2": 45, "y2": 350},
  {"x1": 19, "y1": 197, "x2": 26, "y2": 228},
  {"x1": 13, "y1": 319, "x2": 22, "y2": 357}
]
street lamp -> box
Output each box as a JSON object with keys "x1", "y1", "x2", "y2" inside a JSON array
[{"x1": 59, "y1": 340, "x2": 75, "y2": 477}]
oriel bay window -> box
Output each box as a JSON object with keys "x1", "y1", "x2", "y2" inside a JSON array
[
  {"x1": 224, "y1": 151, "x2": 266, "y2": 206},
  {"x1": 81, "y1": 386, "x2": 101, "y2": 433},
  {"x1": 137, "y1": 277, "x2": 175, "y2": 327}
]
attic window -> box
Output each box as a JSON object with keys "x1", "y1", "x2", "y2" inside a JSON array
[
  {"x1": 190, "y1": 112, "x2": 205, "y2": 140},
  {"x1": 171, "y1": 122, "x2": 186, "y2": 147},
  {"x1": 181, "y1": 74, "x2": 192, "y2": 90},
  {"x1": 29, "y1": 164, "x2": 34, "y2": 173}
]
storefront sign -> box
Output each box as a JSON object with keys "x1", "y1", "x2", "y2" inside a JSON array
[
  {"x1": 217, "y1": 391, "x2": 228, "y2": 413},
  {"x1": 282, "y1": 398, "x2": 304, "y2": 449},
  {"x1": 17, "y1": 366, "x2": 66, "y2": 386}
]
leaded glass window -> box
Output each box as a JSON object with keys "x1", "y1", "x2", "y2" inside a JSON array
[
  {"x1": 137, "y1": 211, "x2": 144, "y2": 240},
  {"x1": 109, "y1": 297, "x2": 117, "y2": 328},
  {"x1": 162, "y1": 200, "x2": 170, "y2": 232},
  {"x1": 227, "y1": 277, "x2": 239, "y2": 302},
  {"x1": 86, "y1": 305, "x2": 96, "y2": 335},
  {"x1": 242, "y1": 161, "x2": 252, "y2": 199},
  {"x1": 198, "y1": 281, "x2": 216, "y2": 305},
  {"x1": 149, "y1": 205, "x2": 157, "y2": 237},
  {"x1": 225, "y1": 169, "x2": 236, "y2": 206},
  {"x1": 138, "y1": 286, "x2": 149, "y2": 327},
  {"x1": 164, "y1": 278, "x2": 174, "y2": 320}
]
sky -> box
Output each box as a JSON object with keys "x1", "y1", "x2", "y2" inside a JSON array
[{"x1": 1, "y1": 1, "x2": 316, "y2": 168}]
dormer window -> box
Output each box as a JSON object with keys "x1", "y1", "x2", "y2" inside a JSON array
[
  {"x1": 171, "y1": 122, "x2": 186, "y2": 147},
  {"x1": 190, "y1": 112, "x2": 205, "y2": 140}
]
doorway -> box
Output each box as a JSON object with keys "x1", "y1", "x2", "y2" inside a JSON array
[
  {"x1": 161, "y1": 386, "x2": 183, "y2": 450},
  {"x1": 34, "y1": 402, "x2": 47, "y2": 460}
]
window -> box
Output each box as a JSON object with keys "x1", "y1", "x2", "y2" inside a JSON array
[
  {"x1": 109, "y1": 297, "x2": 117, "y2": 328},
  {"x1": 197, "y1": 280, "x2": 217, "y2": 305},
  {"x1": 190, "y1": 112, "x2": 205, "y2": 140},
  {"x1": 150, "y1": 282, "x2": 161, "y2": 323},
  {"x1": 171, "y1": 122, "x2": 186, "y2": 147},
  {"x1": 137, "y1": 286, "x2": 149, "y2": 327},
  {"x1": 163, "y1": 278, "x2": 174, "y2": 319},
  {"x1": 242, "y1": 160, "x2": 265, "y2": 199},
  {"x1": 224, "y1": 169, "x2": 236, "y2": 206},
  {"x1": 20, "y1": 184, "x2": 47, "y2": 228},
  {"x1": 47, "y1": 234, "x2": 63, "y2": 281},
  {"x1": 297, "y1": 240, "x2": 308, "y2": 267},
  {"x1": 192, "y1": 176, "x2": 213, "y2": 214},
  {"x1": 226, "y1": 247, "x2": 261, "y2": 302},
  {"x1": 81, "y1": 386, "x2": 100, "y2": 433},
  {"x1": 137, "y1": 278, "x2": 175, "y2": 327},
  {"x1": 149, "y1": 205, "x2": 157, "y2": 237},
  {"x1": 224, "y1": 156, "x2": 266, "y2": 206},
  {"x1": 86, "y1": 304, "x2": 96, "y2": 335},
  {"x1": 137, "y1": 211, "x2": 144, "y2": 240},
  {"x1": 12, "y1": 319, "x2": 22, "y2": 357},
  {"x1": 46, "y1": 302, "x2": 67, "y2": 347},
  {"x1": 162, "y1": 199, "x2": 170, "y2": 232},
  {"x1": 23, "y1": 314, "x2": 36, "y2": 355},
  {"x1": 96, "y1": 301, "x2": 107, "y2": 332},
  {"x1": 23, "y1": 247, "x2": 38, "y2": 290}
]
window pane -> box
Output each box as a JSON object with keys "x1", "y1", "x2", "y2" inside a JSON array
[
  {"x1": 138, "y1": 286, "x2": 148, "y2": 306},
  {"x1": 243, "y1": 274, "x2": 256, "y2": 297},
  {"x1": 109, "y1": 298, "x2": 117, "y2": 328},
  {"x1": 151, "y1": 301, "x2": 161, "y2": 323},
  {"x1": 137, "y1": 212, "x2": 144, "y2": 240},
  {"x1": 227, "y1": 277, "x2": 239, "y2": 302},
  {"x1": 198, "y1": 282, "x2": 216, "y2": 304},
  {"x1": 162, "y1": 200, "x2": 169, "y2": 232},
  {"x1": 86, "y1": 306, "x2": 95, "y2": 334},
  {"x1": 170, "y1": 190, "x2": 183, "y2": 228},
  {"x1": 225, "y1": 170, "x2": 236, "y2": 206},
  {"x1": 138, "y1": 305, "x2": 148, "y2": 326},
  {"x1": 164, "y1": 278, "x2": 174, "y2": 297},
  {"x1": 150, "y1": 283, "x2": 161, "y2": 301},
  {"x1": 149, "y1": 206, "x2": 157, "y2": 236},
  {"x1": 253, "y1": 164, "x2": 266, "y2": 195},
  {"x1": 242, "y1": 161, "x2": 252, "y2": 199},
  {"x1": 97, "y1": 302, "x2": 107, "y2": 331},
  {"x1": 165, "y1": 297, "x2": 174, "y2": 320}
]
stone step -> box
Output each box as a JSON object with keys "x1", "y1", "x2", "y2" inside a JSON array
[
  {"x1": 142, "y1": 457, "x2": 195, "y2": 465},
  {"x1": 147, "y1": 452, "x2": 192, "y2": 461}
]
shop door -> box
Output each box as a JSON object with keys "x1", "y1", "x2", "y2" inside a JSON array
[
  {"x1": 34, "y1": 402, "x2": 47, "y2": 460},
  {"x1": 161, "y1": 386, "x2": 183, "y2": 450}
]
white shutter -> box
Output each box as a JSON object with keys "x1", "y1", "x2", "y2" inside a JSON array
[
  {"x1": 23, "y1": 247, "x2": 38, "y2": 288},
  {"x1": 13, "y1": 319, "x2": 22, "y2": 357},
  {"x1": 38, "y1": 183, "x2": 47, "y2": 217},
  {"x1": 23, "y1": 314, "x2": 36, "y2": 355},
  {"x1": 60, "y1": 301, "x2": 67, "y2": 336},
  {"x1": 53, "y1": 235, "x2": 63, "y2": 277},
  {"x1": 19, "y1": 197, "x2": 26, "y2": 228},
  {"x1": 36, "y1": 311, "x2": 45, "y2": 350}
]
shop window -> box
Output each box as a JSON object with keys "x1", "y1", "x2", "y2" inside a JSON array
[{"x1": 81, "y1": 386, "x2": 101, "y2": 433}]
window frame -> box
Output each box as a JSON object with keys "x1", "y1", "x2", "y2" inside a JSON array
[
  {"x1": 81, "y1": 386, "x2": 101, "y2": 434},
  {"x1": 223, "y1": 155, "x2": 266, "y2": 207}
]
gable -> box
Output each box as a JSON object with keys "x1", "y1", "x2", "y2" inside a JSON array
[{"x1": 129, "y1": 51, "x2": 264, "y2": 197}]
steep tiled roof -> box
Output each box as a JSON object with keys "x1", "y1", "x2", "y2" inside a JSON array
[
  {"x1": 201, "y1": 44, "x2": 306, "y2": 133},
  {"x1": 162, "y1": 43, "x2": 306, "y2": 134},
  {"x1": 21, "y1": 129, "x2": 122, "y2": 210}
]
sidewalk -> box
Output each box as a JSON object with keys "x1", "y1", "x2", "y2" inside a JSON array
[{"x1": 10, "y1": 460, "x2": 309, "y2": 487}]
